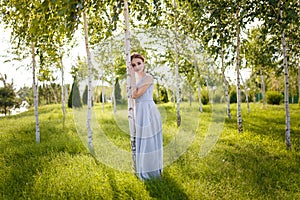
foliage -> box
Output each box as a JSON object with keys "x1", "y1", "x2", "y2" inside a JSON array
[
  {"x1": 160, "y1": 87, "x2": 169, "y2": 103},
  {"x1": 38, "y1": 83, "x2": 62, "y2": 105},
  {"x1": 230, "y1": 88, "x2": 237, "y2": 104},
  {"x1": 0, "y1": 74, "x2": 20, "y2": 115},
  {"x1": 242, "y1": 26, "x2": 277, "y2": 73},
  {"x1": 99, "y1": 92, "x2": 105, "y2": 103},
  {"x1": 201, "y1": 89, "x2": 209, "y2": 105},
  {"x1": 213, "y1": 89, "x2": 224, "y2": 103},
  {"x1": 266, "y1": 91, "x2": 283, "y2": 105},
  {"x1": 17, "y1": 86, "x2": 33, "y2": 106}
]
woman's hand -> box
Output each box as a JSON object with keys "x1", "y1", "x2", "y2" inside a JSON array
[{"x1": 128, "y1": 65, "x2": 135, "y2": 77}]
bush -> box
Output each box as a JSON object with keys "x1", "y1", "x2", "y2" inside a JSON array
[
  {"x1": 201, "y1": 90, "x2": 209, "y2": 105},
  {"x1": 68, "y1": 82, "x2": 82, "y2": 108},
  {"x1": 160, "y1": 87, "x2": 169, "y2": 103},
  {"x1": 99, "y1": 92, "x2": 105, "y2": 103},
  {"x1": 230, "y1": 90, "x2": 237, "y2": 103},
  {"x1": 114, "y1": 78, "x2": 123, "y2": 104},
  {"x1": 82, "y1": 85, "x2": 88, "y2": 105},
  {"x1": 266, "y1": 91, "x2": 283, "y2": 105},
  {"x1": 229, "y1": 87, "x2": 247, "y2": 103}
]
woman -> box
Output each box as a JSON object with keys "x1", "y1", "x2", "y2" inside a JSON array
[{"x1": 129, "y1": 53, "x2": 163, "y2": 180}]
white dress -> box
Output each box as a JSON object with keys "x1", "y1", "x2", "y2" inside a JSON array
[{"x1": 135, "y1": 75, "x2": 163, "y2": 180}]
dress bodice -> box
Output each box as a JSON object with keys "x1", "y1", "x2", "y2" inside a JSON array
[{"x1": 135, "y1": 75, "x2": 154, "y2": 103}]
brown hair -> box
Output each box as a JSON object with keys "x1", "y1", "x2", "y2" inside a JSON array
[{"x1": 131, "y1": 53, "x2": 145, "y2": 63}]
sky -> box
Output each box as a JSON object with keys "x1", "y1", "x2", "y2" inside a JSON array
[
  {"x1": 0, "y1": 24, "x2": 33, "y2": 89},
  {"x1": 0, "y1": 23, "x2": 85, "y2": 90}
]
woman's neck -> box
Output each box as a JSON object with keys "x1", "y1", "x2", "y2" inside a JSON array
[{"x1": 136, "y1": 71, "x2": 146, "y2": 79}]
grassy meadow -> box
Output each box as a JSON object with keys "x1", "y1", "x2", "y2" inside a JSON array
[{"x1": 0, "y1": 102, "x2": 300, "y2": 199}]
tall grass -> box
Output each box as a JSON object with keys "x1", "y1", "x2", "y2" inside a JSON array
[{"x1": 0, "y1": 103, "x2": 299, "y2": 199}]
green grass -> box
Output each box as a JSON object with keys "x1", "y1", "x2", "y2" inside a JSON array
[{"x1": 0, "y1": 103, "x2": 300, "y2": 199}]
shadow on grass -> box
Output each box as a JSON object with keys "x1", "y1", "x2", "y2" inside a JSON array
[
  {"x1": 213, "y1": 139, "x2": 300, "y2": 198},
  {"x1": 143, "y1": 173, "x2": 189, "y2": 200},
  {"x1": 0, "y1": 117, "x2": 86, "y2": 198}
]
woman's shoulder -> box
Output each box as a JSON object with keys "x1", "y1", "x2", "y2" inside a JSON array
[
  {"x1": 145, "y1": 73, "x2": 153, "y2": 79},
  {"x1": 144, "y1": 74, "x2": 153, "y2": 82}
]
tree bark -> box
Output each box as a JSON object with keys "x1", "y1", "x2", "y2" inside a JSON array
[
  {"x1": 194, "y1": 52, "x2": 202, "y2": 112},
  {"x1": 31, "y1": 42, "x2": 40, "y2": 143},
  {"x1": 239, "y1": 70, "x2": 250, "y2": 114},
  {"x1": 101, "y1": 73, "x2": 105, "y2": 112},
  {"x1": 49, "y1": 83, "x2": 58, "y2": 104},
  {"x1": 112, "y1": 73, "x2": 116, "y2": 114},
  {"x1": 280, "y1": 0, "x2": 291, "y2": 148},
  {"x1": 260, "y1": 66, "x2": 266, "y2": 108},
  {"x1": 60, "y1": 56, "x2": 66, "y2": 128},
  {"x1": 221, "y1": 46, "x2": 231, "y2": 119},
  {"x1": 235, "y1": 7, "x2": 243, "y2": 133},
  {"x1": 83, "y1": 9, "x2": 93, "y2": 150},
  {"x1": 174, "y1": 0, "x2": 181, "y2": 127},
  {"x1": 197, "y1": 76, "x2": 203, "y2": 112},
  {"x1": 297, "y1": 59, "x2": 300, "y2": 105},
  {"x1": 124, "y1": 0, "x2": 136, "y2": 173},
  {"x1": 110, "y1": 41, "x2": 116, "y2": 115}
]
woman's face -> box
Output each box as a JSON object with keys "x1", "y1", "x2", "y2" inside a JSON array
[{"x1": 131, "y1": 58, "x2": 144, "y2": 73}]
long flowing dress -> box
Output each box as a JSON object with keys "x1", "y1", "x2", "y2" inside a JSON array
[{"x1": 135, "y1": 75, "x2": 163, "y2": 180}]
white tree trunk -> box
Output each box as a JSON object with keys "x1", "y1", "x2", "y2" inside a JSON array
[
  {"x1": 297, "y1": 60, "x2": 300, "y2": 105},
  {"x1": 49, "y1": 82, "x2": 58, "y2": 104},
  {"x1": 239, "y1": 70, "x2": 250, "y2": 114},
  {"x1": 124, "y1": 0, "x2": 136, "y2": 172},
  {"x1": 156, "y1": 81, "x2": 160, "y2": 104},
  {"x1": 60, "y1": 56, "x2": 66, "y2": 128},
  {"x1": 194, "y1": 53, "x2": 202, "y2": 112},
  {"x1": 102, "y1": 74, "x2": 105, "y2": 112},
  {"x1": 280, "y1": 0, "x2": 291, "y2": 148},
  {"x1": 221, "y1": 47, "x2": 231, "y2": 119},
  {"x1": 260, "y1": 66, "x2": 266, "y2": 108},
  {"x1": 31, "y1": 42, "x2": 40, "y2": 143},
  {"x1": 83, "y1": 9, "x2": 93, "y2": 150},
  {"x1": 109, "y1": 40, "x2": 116, "y2": 114},
  {"x1": 197, "y1": 78, "x2": 203, "y2": 112},
  {"x1": 112, "y1": 73, "x2": 116, "y2": 114},
  {"x1": 174, "y1": 0, "x2": 181, "y2": 127},
  {"x1": 189, "y1": 85, "x2": 192, "y2": 106},
  {"x1": 235, "y1": 8, "x2": 243, "y2": 133}
]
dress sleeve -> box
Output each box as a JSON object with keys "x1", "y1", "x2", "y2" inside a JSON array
[{"x1": 136, "y1": 74, "x2": 153, "y2": 89}]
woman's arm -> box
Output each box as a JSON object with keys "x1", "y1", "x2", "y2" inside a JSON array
[{"x1": 132, "y1": 75, "x2": 153, "y2": 99}]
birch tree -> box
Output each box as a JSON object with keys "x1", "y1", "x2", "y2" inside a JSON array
[
  {"x1": 30, "y1": 41, "x2": 40, "y2": 142},
  {"x1": 71, "y1": 0, "x2": 124, "y2": 149},
  {"x1": 242, "y1": 27, "x2": 277, "y2": 110},
  {"x1": 256, "y1": 0, "x2": 299, "y2": 148},
  {"x1": 172, "y1": 0, "x2": 181, "y2": 126},
  {"x1": 279, "y1": 0, "x2": 291, "y2": 148},
  {"x1": 176, "y1": 0, "x2": 238, "y2": 119},
  {"x1": 298, "y1": 61, "x2": 300, "y2": 103},
  {"x1": 124, "y1": 0, "x2": 136, "y2": 172},
  {"x1": 0, "y1": 0, "x2": 50, "y2": 143},
  {"x1": 82, "y1": 7, "x2": 93, "y2": 150},
  {"x1": 194, "y1": 51, "x2": 203, "y2": 112},
  {"x1": 239, "y1": 70, "x2": 250, "y2": 114},
  {"x1": 43, "y1": 0, "x2": 82, "y2": 127},
  {"x1": 235, "y1": 5, "x2": 243, "y2": 133}
]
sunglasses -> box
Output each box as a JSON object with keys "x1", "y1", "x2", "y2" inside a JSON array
[{"x1": 132, "y1": 62, "x2": 142, "y2": 67}]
